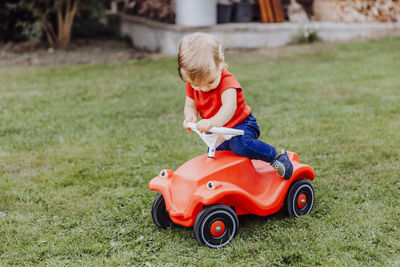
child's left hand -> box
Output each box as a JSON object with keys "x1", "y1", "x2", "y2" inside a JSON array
[{"x1": 196, "y1": 119, "x2": 214, "y2": 132}]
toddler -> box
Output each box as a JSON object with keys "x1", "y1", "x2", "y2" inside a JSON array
[{"x1": 178, "y1": 33, "x2": 293, "y2": 180}]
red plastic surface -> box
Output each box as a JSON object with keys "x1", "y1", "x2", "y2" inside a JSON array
[{"x1": 149, "y1": 151, "x2": 315, "y2": 227}]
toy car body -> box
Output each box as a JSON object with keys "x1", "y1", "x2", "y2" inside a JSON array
[{"x1": 149, "y1": 124, "x2": 315, "y2": 248}]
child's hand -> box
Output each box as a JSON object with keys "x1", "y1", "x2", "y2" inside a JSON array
[
  {"x1": 183, "y1": 116, "x2": 197, "y2": 132},
  {"x1": 196, "y1": 119, "x2": 214, "y2": 132}
]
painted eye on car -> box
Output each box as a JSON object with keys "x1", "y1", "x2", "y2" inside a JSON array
[
  {"x1": 207, "y1": 181, "x2": 214, "y2": 190},
  {"x1": 159, "y1": 169, "x2": 173, "y2": 179},
  {"x1": 160, "y1": 170, "x2": 168, "y2": 178}
]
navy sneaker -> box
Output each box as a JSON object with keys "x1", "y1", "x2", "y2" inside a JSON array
[{"x1": 272, "y1": 148, "x2": 293, "y2": 180}]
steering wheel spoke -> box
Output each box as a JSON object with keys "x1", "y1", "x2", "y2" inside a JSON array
[{"x1": 185, "y1": 122, "x2": 244, "y2": 158}]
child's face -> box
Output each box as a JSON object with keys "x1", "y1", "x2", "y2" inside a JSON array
[{"x1": 187, "y1": 63, "x2": 223, "y2": 93}]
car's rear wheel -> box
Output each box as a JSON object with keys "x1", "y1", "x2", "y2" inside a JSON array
[
  {"x1": 194, "y1": 204, "x2": 239, "y2": 248},
  {"x1": 151, "y1": 194, "x2": 173, "y2": 228},
  {"x1": 285, "y1": 179, "x2": 314, "y2": 217}
]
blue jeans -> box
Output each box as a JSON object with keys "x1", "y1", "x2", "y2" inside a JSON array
[{"x1": 216, "y1": 114, "x2": 276, "y2": 163}]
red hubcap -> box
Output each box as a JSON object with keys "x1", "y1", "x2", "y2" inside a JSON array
[
  {"x1": 210, "y1": 220, "x2": 225, "y2": 237},
  {"x1": 297, "y1": 194, "x2": 307, "y2": 209}
]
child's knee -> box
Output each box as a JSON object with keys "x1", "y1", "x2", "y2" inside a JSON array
[{"x1": 230, "y1": 136, "x2": 252, "y2": 157}]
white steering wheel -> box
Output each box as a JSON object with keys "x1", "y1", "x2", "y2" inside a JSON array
[{"x1": 186, "y1": 122, "x2": 244, "y2": 158}]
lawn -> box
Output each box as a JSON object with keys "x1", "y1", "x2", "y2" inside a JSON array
[{"x1": 0, "y1": 37, "x2": 399, "y2": 265}]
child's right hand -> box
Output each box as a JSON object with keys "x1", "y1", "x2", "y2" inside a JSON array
[{"x1": 183, "y1": 116, "x2": 197, "y2": 132}]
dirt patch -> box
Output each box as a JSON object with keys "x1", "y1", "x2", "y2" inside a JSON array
[{"x1": 0, "y1": 39, "x2": 166, "y2": 67}]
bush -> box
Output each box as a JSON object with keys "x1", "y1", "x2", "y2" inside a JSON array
[
  {"x1": 291, "y1": 26, "x2": 320, "y2": 44},
  {"x1": 0, "y1": 1, "x2": 39, "y2": 42},
  {"x1": 1, "y1": 0, "x2": 111, "y2": 44},
  {"x1": 72, "y1": 1, "x2": 114, "y2": 39}
]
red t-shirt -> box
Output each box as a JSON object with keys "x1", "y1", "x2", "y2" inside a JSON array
[{"x1": 186, "y1": 68, "x2": 251, "y2": 128}]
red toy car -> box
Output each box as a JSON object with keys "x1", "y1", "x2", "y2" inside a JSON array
[{"x1": 149, "y1": 123, "x2": 315, "y2": 248}]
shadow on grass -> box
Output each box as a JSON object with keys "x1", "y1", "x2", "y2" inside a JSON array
[
  {"x1": 164, "y1": 210, "x2": 289, "y2": 232},
  {"x1": 238, "y1": 212, "x2": 288, "y2": 228}
]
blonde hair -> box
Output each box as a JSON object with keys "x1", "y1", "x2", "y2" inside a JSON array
[{"x1": 178, "y1": 33, "x2": 224, "y2": 84}]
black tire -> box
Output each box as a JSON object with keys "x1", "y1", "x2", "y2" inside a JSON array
[
  {"x1": 151, "y1": 194, "x2": 173, "y2": 229},
  {"x1": 285, "y1": 179, "x2": 315, "y2": 218},
  {"x1": 193, "y1": 204, "x2": 239, "y2": 248}
]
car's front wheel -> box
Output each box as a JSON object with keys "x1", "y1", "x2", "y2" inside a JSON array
[
  {"x1": 285, "y1": 179, "x2": 315, "y2": 217},
  {"x1": 194, "y1": 204, "x2": 239, "y2": 248},
  {"x1": 151, "y1": 194, "x2": 173, "y2": 228}
]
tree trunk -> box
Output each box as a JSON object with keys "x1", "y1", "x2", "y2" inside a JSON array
[
  {"x1": 25, "y1": 0, "x2": 80, "y2": 47},
  {"x1": 57, "y1": 0, "x2": 80, "y2": 46},
  {"x1": 25, "y1": 1, "x2": 58, "y2": 47},
  {"x1": 42, "y1": 18, "x2": 57, "y2": 47}
]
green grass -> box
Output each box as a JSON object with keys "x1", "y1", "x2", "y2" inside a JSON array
[{"x1": 1, "y1": 37, "x2": 400, "y2": 265}]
